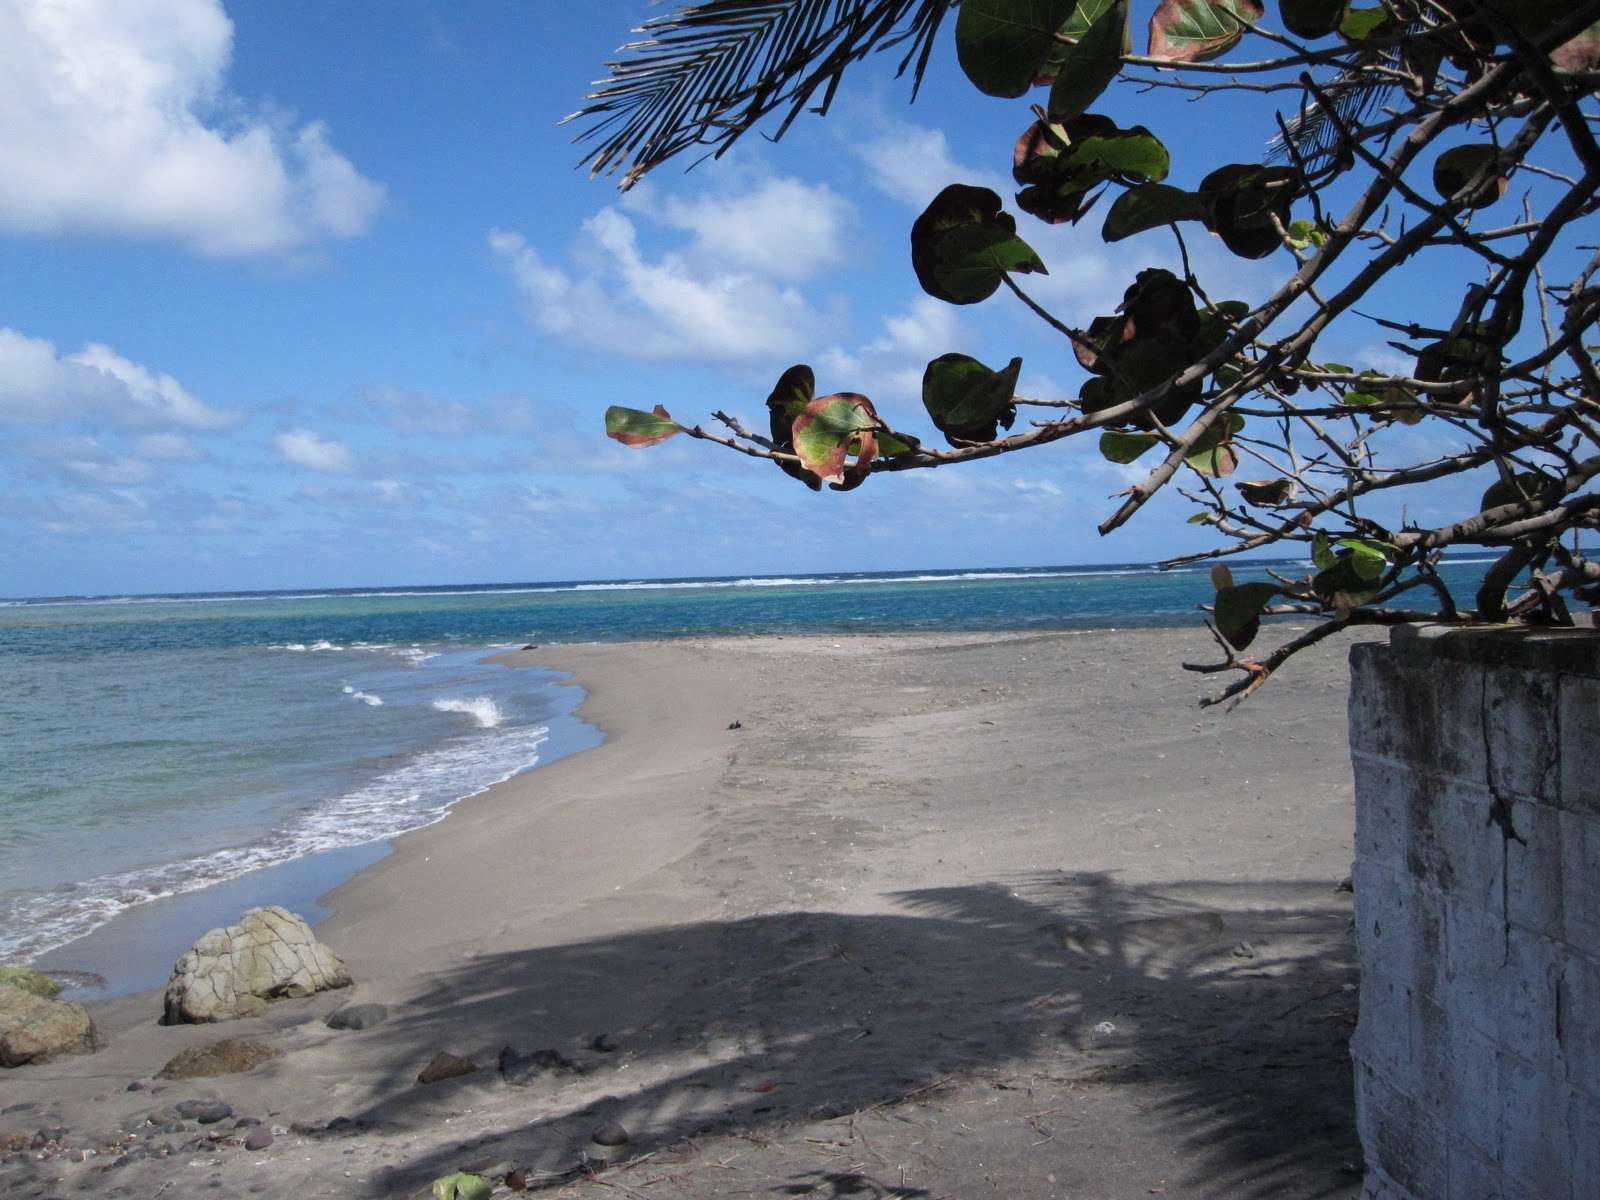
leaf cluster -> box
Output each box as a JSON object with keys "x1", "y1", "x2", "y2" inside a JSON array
[{"x1": 591, "y1": 0, "x2": 1600, "y2": 703}]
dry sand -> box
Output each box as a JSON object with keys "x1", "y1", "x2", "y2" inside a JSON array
[{"x1": 3, "y1": 628, "x2": 1377, "y2": 1199}]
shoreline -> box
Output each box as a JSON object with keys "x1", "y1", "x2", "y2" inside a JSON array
[
  {"x1": 27, "y1": 658, "x2": 605, "y2": 998},
  {"x1": 5, "y1": 628, "x2": 1373, "y2": 1199}
]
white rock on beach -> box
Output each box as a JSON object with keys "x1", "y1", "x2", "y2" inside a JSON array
[{"x1": 162, "y1": 906, "x2": 352, "y2": 1024}]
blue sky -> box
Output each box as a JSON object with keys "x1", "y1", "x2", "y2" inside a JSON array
[{"x1": 0, "y1": 2, "x2": 1487, "y2": 597}]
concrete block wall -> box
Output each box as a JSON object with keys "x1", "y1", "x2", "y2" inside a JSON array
[{"x1": 1348, "y1": 625, "x2": 1600, "y2": 1200}]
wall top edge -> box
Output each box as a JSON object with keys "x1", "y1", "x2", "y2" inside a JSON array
[{"x1": 1363, "y1": 623, "x2": 1600, "y2": 676}]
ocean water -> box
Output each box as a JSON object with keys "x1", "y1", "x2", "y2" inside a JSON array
[{"x1": 0, "y1": 559, "x2": 1496, "y2": 987}]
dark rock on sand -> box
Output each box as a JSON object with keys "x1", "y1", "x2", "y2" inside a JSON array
[
  {"x1": 325, "y1": 1002, "x2": 389, "y2": 1030},
  {"x1": 0, "y1": 987, "x2": 96, "y2": 1067},
  {"x1": 416, "y1": 1051, "x2": 479, "y2": 1084},
  {"x1": 244, "y1": 1125, "x2": 275, "y2": 1151},
  {"x1": 163, "y1": 906, "x2": 351, "y2": 1024},
  {"x1": 156, "y1": 1037, "x2": 280, "y2": 1079},
  {"x1": 498, "y1": 1045, "x2": 584, "y2": 1086},
  {"x1": 591, "y1": 1121, "x2": 630, "y2": 1147},
  {"x1": 590, "y1": 1033, "x2": 619, "y2": 1053},
  {"x1": 175, "y1": 1099, "x2": 234, "y2": 1124}
]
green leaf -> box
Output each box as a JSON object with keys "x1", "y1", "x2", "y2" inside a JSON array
[
  {"x1": 1433, "y1": 143, "x2": 1505, "y2": 210},
  {"x1": 1338, "y1": 5, "x2": 1391, "y2": 41},
  {"x1": 922, "y1": 353, "x2": 1022, "y2": 444},
  {"x1": 1336, "y1": 537, "x2": 1391, "y2": 581},
  {"x1": 1214, "y1": 582, "x2": 1279, "y2": 650},
  {"x1": 1148, "y1": 0, "x2": 1264, "y2": 62},
  {"x1": 1279, "y1": 0, "x2": 1348, "y2": 39},
  {"x1": 1103, "y1": 183, "x2": 1211, "y2": 240},
  {"x1": 1071, "y1": 131, "x2": 1169, "y2": 182},
  {"x1": 956, "y1": 0, "x2": 1080, "y2": 98},
  {"x1": 1285, "y1": 218, "x2": 1325, "y2": 249},
  {"x1": 605, "y1": 404, "x2": 684, "y2": 448},
  {"x1": 1185, "y1": 413, "x2": 1245, "y2": 478},
  {"x1": 911, "y1": 184, "x2": 1046, "y2": 305},
  {"x1": 1099, "y1": 429, "x2": 1161, "y2": 462},
  {"x1": 875, "y1": 429, "x2": 922, "y2": 457},
  {"x1": 1014, "y1": 115, "x2": 1166, "y2": 224},
  {"x1": 433, "y1": 1173, "x2": 492, "y2": 1200},
  {"x1": 1047, "y1": 0, "x2": 1131, "y2": 121},
  {"x1": 792, "y1": 393, "x2": 880, "y2": 485},
  {"x1": 1311, "y1": 531, "x2": 1336, "y2": 571}
]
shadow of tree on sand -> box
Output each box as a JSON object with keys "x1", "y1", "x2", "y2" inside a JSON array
[{"x1": 339, "y1": 872, "x2": 1359, "y2": 1199}]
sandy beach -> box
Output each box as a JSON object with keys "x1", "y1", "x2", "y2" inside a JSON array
[{"x1": 3, "y1": 627, "x2": 1374, "y2": 1199}]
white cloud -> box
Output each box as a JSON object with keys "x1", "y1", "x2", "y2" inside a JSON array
[
  {"x1": 622, "y1": 176, "x2": 853, "y2": 281},
  {"x1": 0, "y1": 0, "x2": 384, "y2": 257},
  {"x1": 851, "y1": 119, "x2": 1010, "y2": 209},
  {"x1": 0, "y1": 328, "x2": 239, "y2": 429},
  {"x1": 274, "y1": 428, "x2": 355, "y2": 474},
  {"x1": 490, "y1": 175, "x2": 851, "y2": 365}
]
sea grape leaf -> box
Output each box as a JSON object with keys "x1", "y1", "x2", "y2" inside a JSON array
[
  {"x1": 606, "y1": 405, "x2": 684, "y2": 448},
  {"x1": 1148, "y1": 0, "x2": 1264, "y2": 62},
  {"x1": 433, "y1": 1173, "x2": 492, "y2": 1200},
  {"x1": 922, "y1": 353, "x2": 1022, "y2": 444},
  {"x1": 1047, "y1": 0, "x2": 1132, "y2": 121},
  {"x1": 1099, "y1": 428, "x2": 1161, "y2": 462},
  {"x1": 911, "y1": 184, "x2": 1046, "y2": 305},
  {"x1": 1075, "y1": 268, "x2": 1206, "y2": 429},
  {"x1": 766, "y1": 365, "x2": 823, "y2": 490},
  {"x1": 1433, "y1": 143, "x2": 1506, "y2": 209},
  {"x1": 1337, "y1": 537, "x2": 1390, "y2": 581},
  {"x1": 1102, "y1": 183, "x2": 1211, "y2": 240},
  {"x1": 1215, "y1": 581, "x2": 1279, "y2": 649},
  {"x1": 955, "y1": 0, "x2": 1080, "y2": 98},
  {"x1": 876, "y1": 429, "x2": 923, "y2": 456},
  {"x1": 1236, "y1": 477, "x2": 1295, "y2": 505},
  {"x1": 792, "y1": 393, "x2": 880, "y2": 486},
  {"x1": 1072, "y1": 128, "x2": 1170, "y2": 181},
  {"x1": 1190, "y1": 300, "x2": 1249, "y2": 359},
  {"x1": 1184, "y1": 413, "x2": 1245, "y2": 478},
  {"x1": 1280, "y1": 0, "x2": 1348, "y2": 38},
  {"x1": 1311, "y1": 529, "x2": 1336, "y2": 571},
  {"x1": 1200, "y1": 164, "x2": 1299, "y2": 259},
  {"x1": 1014, "y1": 115, "x2": 1168, "y2": 224},
  {"x1": 1338, "y1": 5, "x2": 1392, "y2": 41},
  {"x1": 1481, "y1": 471, "x2": 1554, "y2": 512}
]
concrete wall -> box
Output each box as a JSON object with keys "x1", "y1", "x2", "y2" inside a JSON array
[{"x1": 1348, "y1": 625, "x2": 1600, "y2": 1200}]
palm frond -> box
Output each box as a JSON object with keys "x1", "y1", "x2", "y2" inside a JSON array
[
  {"x1": 567, "y1": 0, "x2": 954, "y2": 189},
  {"x1": 1269, "y1": 71, "x2": 1401, "y2": 170}
]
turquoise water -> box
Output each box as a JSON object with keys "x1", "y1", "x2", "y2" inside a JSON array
[{"x1": 0, "y1": 560, "x2": 1494, "y2": 976}]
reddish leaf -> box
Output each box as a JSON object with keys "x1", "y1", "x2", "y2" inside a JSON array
[
  {"x1": 605, "y1": 404, "x2": 684, "y2": 448},
  {"x1": 1149, "y1": 0, "x2": 1264, "y2": 63},
  {"x1": 792, "y1": 393, "x2": 881, "y2": 486}
]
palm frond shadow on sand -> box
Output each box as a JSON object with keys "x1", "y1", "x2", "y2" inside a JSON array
[{"x1": 348, "y1": 872, "x2": 1359, "y2": 1199}]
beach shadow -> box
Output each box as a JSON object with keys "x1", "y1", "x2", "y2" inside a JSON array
[{"x1": 333, "y1": 873, "x2": 1357, "y2": 1198}]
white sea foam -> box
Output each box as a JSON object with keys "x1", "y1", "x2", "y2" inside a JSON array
[
  {"x1": 0, "y1": 721, "x2": 550, "y2": 964},
  {"x1": 274, "y1": 640, "x2": 344, "y2": 652},
  {"x1": 432, "y1": 696, "x2": 504, "y2": 728},
  {"x1": 342, "y1": 686, "x2": 384, "y2": 706}
]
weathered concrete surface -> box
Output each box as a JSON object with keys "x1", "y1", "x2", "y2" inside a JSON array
[{"x1": 1349, "y1": 626, "x2": 1600, "y2": 1200}]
